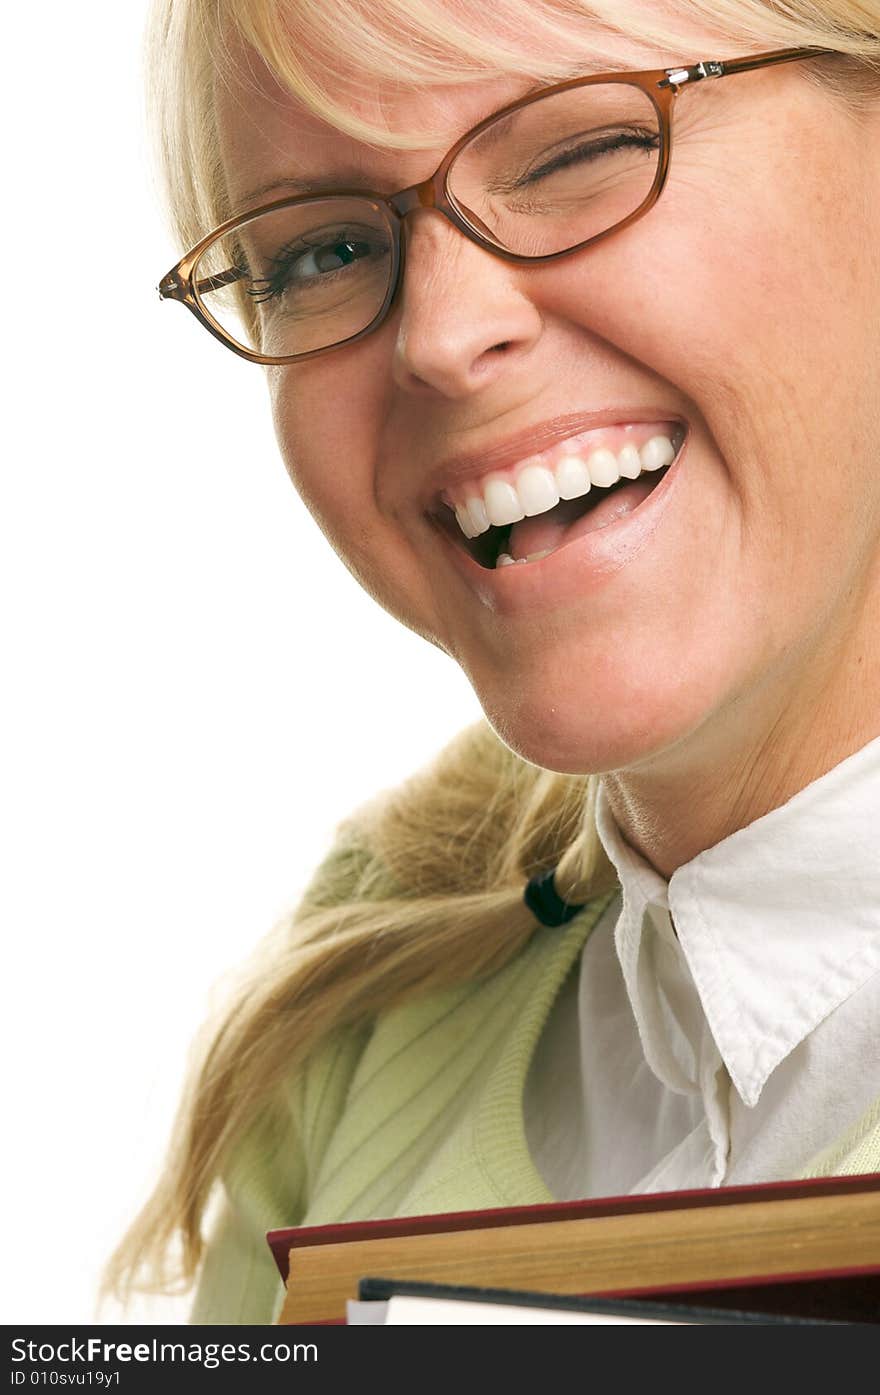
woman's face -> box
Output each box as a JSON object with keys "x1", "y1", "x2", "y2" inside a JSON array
[{"x1": 217, "y1": 30, "x2": 880, "y2": 778}]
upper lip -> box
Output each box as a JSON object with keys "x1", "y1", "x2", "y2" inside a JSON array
[{"x1": 420, "y1": 408, "x2": 686, "y2": 510}]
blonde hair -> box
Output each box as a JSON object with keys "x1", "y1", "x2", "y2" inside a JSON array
[{"x1": 110, "y1": 0, "x2": 880, "y2": 1301}]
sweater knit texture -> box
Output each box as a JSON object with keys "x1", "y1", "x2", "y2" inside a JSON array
[{"x1": 190, "y1": 873, "x2": 880, "y2": 1325}]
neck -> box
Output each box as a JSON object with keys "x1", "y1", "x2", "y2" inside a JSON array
[{"x1": 601, "y1": 602, "x2": 880, "y2": 879}]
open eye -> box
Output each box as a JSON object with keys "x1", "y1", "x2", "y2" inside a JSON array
[{"x1": 247, "y1": 227, "x2": 391, "y2": 303}]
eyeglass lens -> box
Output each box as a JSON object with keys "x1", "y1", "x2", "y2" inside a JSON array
[{"x1": 193, "y1": 82, "x2": 662, "y2": 358}]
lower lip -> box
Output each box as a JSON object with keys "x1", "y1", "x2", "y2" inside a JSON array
[{"x1": 429, "y1": 431, "x2": 689, "y2": 614}]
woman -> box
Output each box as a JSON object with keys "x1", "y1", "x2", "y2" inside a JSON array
[{"x1": 110, "y1": 0, "x2": 880, "y2": 1322}]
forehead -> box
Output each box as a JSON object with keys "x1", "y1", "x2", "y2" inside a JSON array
[
  {"x1": 215, "y1": 16, "x2": 712, "y2": 216},
  {"x1": 218, "y1": 73, "x2": 526, "y2": 213}
]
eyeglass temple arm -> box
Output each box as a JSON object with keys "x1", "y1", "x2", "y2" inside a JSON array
[
  {"x1": 158, "y1": 265, "x2": 244, "y2": 302},
  {"x1": 658, "y1": 46, "x2": 834, "y2": 90}
]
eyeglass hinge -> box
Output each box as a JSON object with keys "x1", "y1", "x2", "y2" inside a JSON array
[
  {"x1": 158, "y1": 272, "x2": 181, "y2": 301},
  {"x1": 660, "y1": 59, "x2": 725, "y2": 90}
]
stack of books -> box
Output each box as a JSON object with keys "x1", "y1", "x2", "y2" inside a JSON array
[{"x1": 267, "y1": 1174, "x2": 880, "y2": 1325}]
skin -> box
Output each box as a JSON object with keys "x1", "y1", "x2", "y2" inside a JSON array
[{"x1": 217, "y1": 29, "x2": 880, "y2": 877}]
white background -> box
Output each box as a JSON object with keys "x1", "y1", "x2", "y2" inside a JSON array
[{"x1": 1, "y1": 5, "x2": 482, "y2": 1323}]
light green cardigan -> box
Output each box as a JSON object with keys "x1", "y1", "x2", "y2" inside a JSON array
[{"x1": 190, "y1": 885, "x2": 880, "y2": 1325}]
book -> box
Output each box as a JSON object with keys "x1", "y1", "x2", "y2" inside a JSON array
[
  {"x1": 346, "y1": 1277, "x2": 846, "y2": 1325},
  {"x1": 267, "y1": 1173, "x2": 880, "y2": 1325}
]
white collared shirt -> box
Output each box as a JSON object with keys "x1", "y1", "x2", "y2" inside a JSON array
[{"x1": 523, "y1": 735, "x2": 880, "y2": 1199}]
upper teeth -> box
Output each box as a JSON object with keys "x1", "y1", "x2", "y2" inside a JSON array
[{"x1": 451, "y1": 433, "x2": 679, "y2": 539}]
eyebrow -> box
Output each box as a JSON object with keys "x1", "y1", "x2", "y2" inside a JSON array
[{"x1": 232, "y1": 172, "x2": 373, "y2": 214}]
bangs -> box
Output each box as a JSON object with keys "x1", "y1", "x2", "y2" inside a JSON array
[
  {"x1": 211, "y1": 0, "x2": 877, "y2": 147},
  {"x1": 214, "y1": 0, "x2": 740, "y2": 147}
]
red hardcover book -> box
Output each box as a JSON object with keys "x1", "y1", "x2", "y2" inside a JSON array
[{"x1": 267, "y1": 1172, "x2": 880, "y2": 1325}]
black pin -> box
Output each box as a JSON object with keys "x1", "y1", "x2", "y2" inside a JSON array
[{"x1": 524, "y1": 867, "x2": 586, "y2": 927}]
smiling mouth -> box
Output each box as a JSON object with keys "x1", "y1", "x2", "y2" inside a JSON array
[{"x1": 429, "y1": 423, "x2": 686, "y2": 570}]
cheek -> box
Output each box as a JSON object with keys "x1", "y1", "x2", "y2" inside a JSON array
[
  {"x1": 541, "y1": 125, "x2": 878, "y2": 545},
  {"x1": 267, "y1": 357, "x2": 382, "y2": 544},
  {"x1": 266, "y1": 359, "x2": 446, "y2": 637},
  {"x1": 664, "y1": 149, "x2": 880, "y2": 562}
]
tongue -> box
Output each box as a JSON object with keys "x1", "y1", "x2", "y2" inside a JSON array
[{"x1": 508, "y1": 476, "x2": 659, "y2": 560}]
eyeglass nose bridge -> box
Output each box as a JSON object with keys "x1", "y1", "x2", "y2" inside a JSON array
[
  {"x1": 385, "y1": 176, "x2": 502, "y2": 261},
  {"x1": 386, "y1": 179, "x2": 439, "y2": 219}
]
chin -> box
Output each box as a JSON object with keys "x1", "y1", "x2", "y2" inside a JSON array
[
  {"x1": 472, "y1": 665, "x2": 708, "y2": 777},
  {"x1": 482, "y1": 710, "x2": 661, "y2": 776}
]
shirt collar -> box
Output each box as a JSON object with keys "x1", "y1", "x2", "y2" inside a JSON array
[{"x1": 595, "y1": 734, "x2": 880, "y2": 1107}]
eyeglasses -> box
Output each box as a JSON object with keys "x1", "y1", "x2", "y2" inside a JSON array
[{"x1": 159, "y1": 46, "x2": 834, "y2": 365}]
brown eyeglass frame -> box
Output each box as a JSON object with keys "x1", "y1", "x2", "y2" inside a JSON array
[{"x1": 158, "y1": 45, "x2": 835, "y2": 366}]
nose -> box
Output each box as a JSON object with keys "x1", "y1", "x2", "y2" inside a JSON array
[{"x1": 390, "y1": 209, "x2": 543, "y2": 399}]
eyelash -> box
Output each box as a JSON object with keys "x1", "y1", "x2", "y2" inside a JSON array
[
  {"x1": 518, "y1": 129, "x2": 660, "y2": 186},
  {"x1": 245, "y1": 230, "x2": 379, "y2": 303}
]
